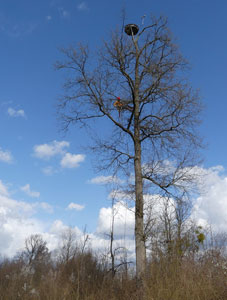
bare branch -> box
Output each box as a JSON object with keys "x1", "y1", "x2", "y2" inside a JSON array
[{"x1": 56, "y1": 14, "x2": 203, "y2": 282}]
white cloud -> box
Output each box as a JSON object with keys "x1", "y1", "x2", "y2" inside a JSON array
[
  {"x1": 0, "y1": 180, "x2": 52, "y2": 257},
  {"x1": 0, "y1": 181, "x2": 82, "y2": 258},
  {"x1": 37, "y1": 202, "x2": 53, "y2": 214},
  {"x1": 89, "y1": 175, "x2": 123, "y2": 185},
  {"x1": 94, "y1": 201, "x2": 136, "y2": 260},
  {"x1": 60, "y1": 153, "x2": 85, "y2": 168},
  {"x1": 48, "y1": 221, "x2": 83, "y2": 249},
  {"x1": 20, "y1": 184, "x2": 40, "y2": 198},
  {"x1": 42, "y1": 166, "x2": 56, "y2": 176},
  {"x1": 0, "y1": 164, "x2": 226, "y2": 259},
  {"x1": 33, "y1": 140, "x2": 70, "y2": 160},
  {"x1": 67, "y1": 202, "x2": 85, "y2": 211},
  {"x1": 77, "y1": 2, "x2": 88, "y2": 11},
  {"x1": 0, "y1": 180, "x2": 9, "y2": 197},
  {"x1": 33, "y1": 141, "x2": 85, "y2": 172},
  {"x1": 96, "y1": 194, "x2": 173, "y2": 238},
  {"x1": 0, "y1": 147, "x2": 13, "y2": 163},
  {"x1": 104, "y1": 165, "x2": 227, "y2": 236},
  {"x1": 191, "y1": 166, "x2": 227, "y2": 232},
  {"x1": 97, "y1": 201, "x2": 135, "y2": 238},
  {"x1": 7, "y1": 107, "x2": 25, "y2": 118}
]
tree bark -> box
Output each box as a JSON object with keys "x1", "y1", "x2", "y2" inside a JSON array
[
  {"x1": 134, "y1": 138, "x2": 146, "y2": 281},
  {"x1": 134, "y1": 37, "x2": 146, "y2": 281}
]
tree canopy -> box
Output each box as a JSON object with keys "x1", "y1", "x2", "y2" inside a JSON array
[{"x1": 56, "y1": 15, "x2": 203, "y2": 283}]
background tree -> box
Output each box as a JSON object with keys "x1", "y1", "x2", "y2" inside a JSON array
[
  {"x1": 21, "y1": 234, "x2": 51, "y2": 284},
  {"x1": 56, "y1": 15, "x2": 202, "y2": 283},
  {"x1": 23, "y1": 234, "x2": 50, "y2": 268},
  {"x1": 144, "y1": 195, "x2": 206, "y2": 262},
  {"x1": 57, "y1": 228, "x2": 79, "y2": 264},
  {"x1": 105, "y1": 195, "x2": 132, "y2": 278}
]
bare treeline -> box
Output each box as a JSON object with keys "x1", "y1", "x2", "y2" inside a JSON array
[{"x1": 0, "y1": 227, "x2": 226, "y2": 300}]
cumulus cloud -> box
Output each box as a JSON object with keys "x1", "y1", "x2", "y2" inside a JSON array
[
  {"x1": 20, "y1": 184, "x2": 40, "y2": 198},
  {"x1": 0, "y1": 181, "x2": 85, "y2": 258},
  {"x1": 94, "y1": 201, "x2": 136, "y2": 260},
  {"x1": 33, "y1": 140, "x2": 69, "y2": 160},
  {"x1": 48, "y1": 221, "x2": 83, "y2": 249},
  {"x1": 97, "y1": 201, "x2": 135, "y2": 238},
  {"x1": 88, "y1": 175, "x2": 123, "y2": 185},
  {"x1": 60, "y1": 153, "x2": 85, "y2": 168},
  {"x1": 1, "y1": 164, "x2": 227, "y2": 259},
  {"x1": 104, "y1": 165, "x2": 227, "y2": 235},
  {"x1": 33, "y1": 141, "x2": 85, "y2": 172},
  {"x1": 96, "y1": 194, "x2": 174, "y2": 237},
  {"x1": 67, "y1": 202, "x2": 85, "y2": 211},
  {"x1": 0, "y1": 180, "x2": 53, "y2": 257},
  {"x1": 0, "y1": 147, "x2": 13, "y2": 163},
  {"x1": 82, "y1": 165, "x2": 227, "y2": 257},
  {"x1": 191, "y1": 165, "x2": 227, "y2": 232},
  {"x1": 7, "y1": 107, "x2": 25, "y2": 118}
]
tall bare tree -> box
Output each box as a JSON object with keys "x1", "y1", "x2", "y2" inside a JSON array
[{"x1": 56, "y1": 15, "x2": 202, "y2": 283}]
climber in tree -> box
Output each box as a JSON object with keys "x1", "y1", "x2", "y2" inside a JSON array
[{"x1": 114, "y1": 97, "x2": 133, "y2": 117}]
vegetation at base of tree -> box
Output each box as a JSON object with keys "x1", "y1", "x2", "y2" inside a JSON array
[{"x1": 0, "y1": 229, "x2": 226, "y2": 300}]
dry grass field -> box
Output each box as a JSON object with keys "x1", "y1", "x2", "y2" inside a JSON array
[{"x1": 0, "y1": 232, "x2": 226, "y2": 300}]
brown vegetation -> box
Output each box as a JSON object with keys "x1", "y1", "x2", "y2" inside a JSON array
[{"x1": 0, "y1": 231, "x2": 226, "y2": 300}]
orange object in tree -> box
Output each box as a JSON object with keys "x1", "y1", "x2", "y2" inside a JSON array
[{"x1": 114, "y1": 97, "x2": 123, "y2": 117}]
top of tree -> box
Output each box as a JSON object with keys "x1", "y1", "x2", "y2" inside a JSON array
[{"x1": 55, "y1": 14, "x2": 203, "y2": 199}]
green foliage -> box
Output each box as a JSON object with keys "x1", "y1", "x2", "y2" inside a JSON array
[
  {"x1": 197, "y1": 232, "x2": 205, "y2": 243},
  {"x1": 195, "y1": 226, "x2": 206, "y2": 244}
]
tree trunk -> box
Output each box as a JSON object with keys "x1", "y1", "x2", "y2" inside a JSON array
[
  {"x1": 134, "y1": 137, "x2": 146, "y2": 282},
  {"x1": 134, "y1": 44, "x2": 146, "y2": 281}
]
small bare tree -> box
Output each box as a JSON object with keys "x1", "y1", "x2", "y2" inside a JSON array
[
  {"x1": 56, "y1": 15, "x2": 202, "y2": 283},
  {"x1": 106, "y1": 196, "x2": 132, "y2": 278},
  {"x1": 21, "y1": 234, "x2": 50, "y2": 285},
  {"x1": 58, "y1": 228, "x2": 79, "y2": 264},
  {"x1": 23, "y1": 234, "x2": 50, "y2": 267}
]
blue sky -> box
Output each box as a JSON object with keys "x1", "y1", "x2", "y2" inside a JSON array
[{"x1": 0, "y1": 0, "x2": 227, "y2": 257}]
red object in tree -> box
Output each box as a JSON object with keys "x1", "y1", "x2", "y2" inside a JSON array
[
  {"x1": 114, "y1": 97, "x2": 123, "y2": 117},
  {"x1": 114, "y1": 97, "x2": 133, "y2": 116}
]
